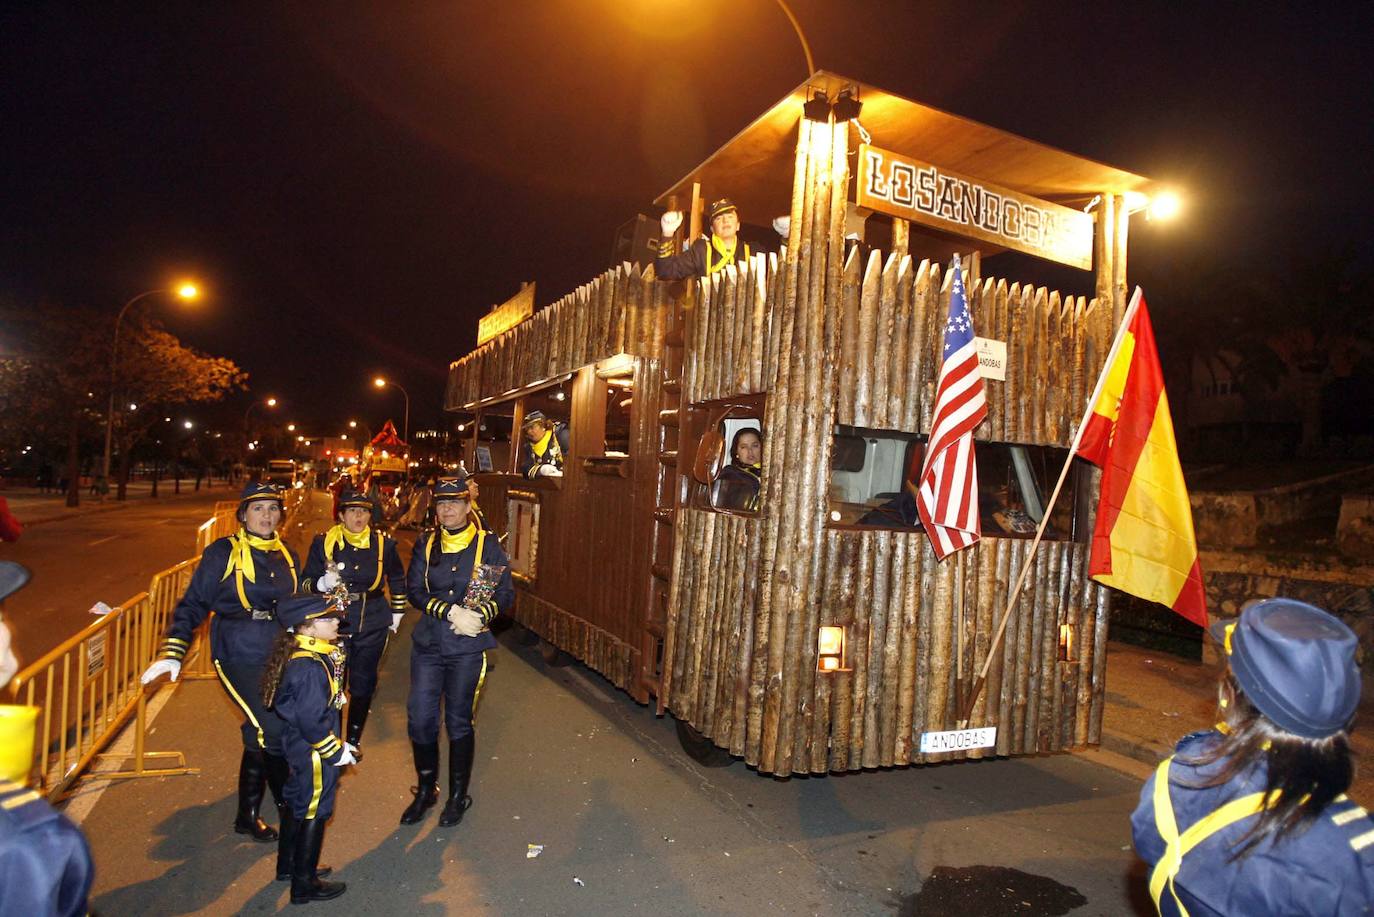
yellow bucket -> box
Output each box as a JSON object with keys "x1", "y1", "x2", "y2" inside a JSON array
[{"x1": 0, "y1": 704, "x2": 39, "y2": 784}]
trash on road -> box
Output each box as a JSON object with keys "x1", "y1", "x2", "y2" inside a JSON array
[
  {"x1": 527, "y1": 844, "x2": 543, "y2": 859},
  {"x1": 89, "y1": 601, "x2": 112, "y2": 616},
  {"x1": 573, "y1": 877, "x2": 585, "y2": 887}
]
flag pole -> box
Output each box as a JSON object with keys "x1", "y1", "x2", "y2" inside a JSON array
[{"x1": 956, "y1": 288, "x2": 1142, "y2": 728}]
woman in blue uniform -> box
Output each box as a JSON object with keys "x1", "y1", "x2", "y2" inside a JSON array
[
  {"x1": 714, "y1": 427, "x2": 763, "y2": 512},
  {"x1": 141, "y1": 481, "x2": 299, "y2": 843},
  {"x1": 400, "y1": 475, "x2": 513, "y2": 827},
  {"x1": 263, "y1": 594, "x2": 356, "y2": 903},
  {"x1": 1132, "y1": 598, "x2": 1374, "y2": 915},
  {"x1": 301, "y1": 490, "x2": 407, "y2": 751}
]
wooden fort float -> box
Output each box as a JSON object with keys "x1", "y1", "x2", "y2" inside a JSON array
[{"x1": 444, "y1": 73, "x2": 1160, "y2": 776}]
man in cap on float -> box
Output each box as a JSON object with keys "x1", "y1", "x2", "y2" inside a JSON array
[
  {"x1": 1132, "y1": 598, "x2": 1374, "y2": 914},
  {"x1": 517, "y1": 410, "x2": 569, "y2": 479},
  {"x1": 654, "y1": 197, "x2": 753, "y2": 280}
]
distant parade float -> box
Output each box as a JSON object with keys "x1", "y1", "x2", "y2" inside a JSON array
[{"x1": 445, "y1": 74, "x2": 1181, "y2": 776}]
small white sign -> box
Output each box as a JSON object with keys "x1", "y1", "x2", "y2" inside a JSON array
[
  {"x1": 974, "y1": 338, "x2": 1007, "y2": 381},
  {"x1": 919, "y1": 726, "x2": 997, "y2": 754},
  {"x1": 87, "y1": 631, "x2": 107, "y2": 680}
]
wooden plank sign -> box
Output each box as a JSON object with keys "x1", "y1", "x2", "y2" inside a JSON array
[
  {"x1": 856, "y1": 144, "x2": 1093, "y2": 270},
  {"x1": 478, "y1": 282, "x2": 535, "y2": 347}
]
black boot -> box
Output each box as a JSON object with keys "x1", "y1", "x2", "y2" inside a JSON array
[
  {"x1": 345, "y1": 694, "x2": 373, "y2": 749},
  {"x1": 289, "y1": 817, "x2": 346, "y2": 904},
  {"x1": 276, "y1": 809, "x2": 332, "y2": 882},
  {"x1": 233, "y1": 749, "x2": 277, "y2": 841},
  {"x1": 438, "y1": 734, "x2": 474, "y2": 827},
  {"x1": 398, "y1": 741, "x2": 440, "y2": 825}
]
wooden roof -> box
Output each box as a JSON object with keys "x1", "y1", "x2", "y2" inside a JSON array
[{"x1": 655, "y1": 72, "x2": 1157, "y2": 225}]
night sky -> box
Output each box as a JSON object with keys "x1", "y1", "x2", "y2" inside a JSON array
[{"x1": 3, "y1": 2, "x2": 1369, "y2": 437}]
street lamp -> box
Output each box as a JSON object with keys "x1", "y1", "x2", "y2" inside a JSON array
[
  {"x1": 373, "y1": 376, "x2": 410, "y2": 443},
  {"x1": 101, "y1": 282, "x2": 201, "y2": 498},
  {"x1": 243, "y1": 396, "x2": 278, "y2": 455}
]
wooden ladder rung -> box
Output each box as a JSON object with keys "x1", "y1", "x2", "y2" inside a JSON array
[
  {"x1": 662, "y1": 378, "x2": 682, "y2": 394},
  {"x1": 658, "y1": 451, "x2": 677, "y2": 466},
  {"x1": 653, "y1": 507, "x2": 675, "y2": 524},
  {"x1": 658, "y1": 408, "x2": 679, "y2": 427},
  {"x1": 651, "y1": 562, "x2": 671, "y2": 582}
]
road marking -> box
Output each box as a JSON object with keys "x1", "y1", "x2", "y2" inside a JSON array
[
  {"x1": 61, "y1": 682, "x2": 179, "y2": 826},
  {"x1": 87, "y1": 535, "x2": 118, "y2": 547}
]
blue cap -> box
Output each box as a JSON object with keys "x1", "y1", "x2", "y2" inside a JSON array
[
  {"x1": 337, "y1": 490, "x2": 372, "y2": 512},
  {"x1": 1210, "y1": 598, "x2": 1361, "y2": 739},
  {"x1": 0, "y1": 561, "x2": 30, "y2": 603},
  {"x1": 238, "y1": 481, "x2": 284, "y2": 508},
  {"x1": 432, "y1": 475, "x2": 470, "y2": 502},
  {"x1": 522, "y1": 410, "x2": 548, "y2": 428},
  {"x1": 276, "y1": 594, "x2": 344, "y2": 630}
]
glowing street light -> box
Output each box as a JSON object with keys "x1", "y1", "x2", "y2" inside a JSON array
[
  {"x1": 101, "y1": 282, "x2": 202, "y2": 498},
  {"x1": 287, "y1": 423, "x2": 296, "y2": 432},
  {"x1": 372, "y1": 376, "x2": 410, "y2": 443}
]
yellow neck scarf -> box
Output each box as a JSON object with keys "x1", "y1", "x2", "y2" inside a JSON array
[
  {"x1": 294, "y1": 633, "x2": 337, "y2": 654},
  {"x1": 533, "y1": 428, "x2": 554, "y2": 458},
  {"x1": 224, "y1": 528, "x2": 285, "y2": 584},
  {"x1": 324, "y1": 523, "x2": 370, "y2": 559},
  {"x1": 438, "y1": 522, "x2": 476, "y2": 554}
]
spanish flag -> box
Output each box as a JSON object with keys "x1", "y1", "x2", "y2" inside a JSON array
[{"x1": 1077, "y1": 289, "x2": 1208, "y2": 627}]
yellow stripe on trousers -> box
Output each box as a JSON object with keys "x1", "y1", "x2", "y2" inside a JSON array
[
  {"x1": 472, "y1": 652, "x2": 489, "y2": 723},
  {"x1": 213, "y1": 659, "x2": 264, "y2": 749},
  {"x1": 307, "y1": 750, "x2": 323, "y2": 819}
]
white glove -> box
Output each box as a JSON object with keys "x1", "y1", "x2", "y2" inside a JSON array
[
  {"x1": 772, "y1": 215, "x2": 791, "y2": 237},
  {"x1": 141, "y1": 658, "x2": 181, "y2": 685},
  {"x1": 660, "y1": 210, "x2": 683, "y2": 237},
  {"x1": 335, "y1": 745, "x2": 358, "y2": 767},
  {"x1": 390, "y1": 612, "x2": 404, "y2": 633},
  {"x1": 536, "y1": 463, "x2": 562, "y2": 478},
  {"x1": 448, "y1": 607, "x2": 486, "y2": 638},
  {"x1": 315, "y1": 569, "x2": 341, "y2": 592},
  {"x1": 0, "y1": 622, "x2": 19, "y2": 689}
]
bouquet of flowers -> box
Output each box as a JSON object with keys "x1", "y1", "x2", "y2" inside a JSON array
[{"x1": 448, "y1": 563, "x2": 507, "y2": 636}]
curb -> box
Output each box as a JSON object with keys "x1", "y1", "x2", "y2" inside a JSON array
[
  {"x1": 24, "y1": 501, "x2": 132, "y2": 528},
  {"x1": 1098, "y1": 729, "x2": 1171, "y2": 768}
]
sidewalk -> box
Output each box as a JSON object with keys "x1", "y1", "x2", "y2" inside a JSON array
[
  {"x1": 1099, "y1": 640, "x2": 1374, "y2": 801},
  {"x1": 1, "y1": 479, "x2": 235, "y2": 527}
]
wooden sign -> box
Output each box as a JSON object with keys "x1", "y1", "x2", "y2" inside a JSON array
[
  {"x1": 856, "y1": 144, "x2": 1093, "y2": 270},
  {"x1": 478, "y1": 282, "x2": 535, "y2": 346}
]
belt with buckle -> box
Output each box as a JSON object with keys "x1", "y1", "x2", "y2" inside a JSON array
[{"x1": 250, "y1": 609, "x2": 274, "y2": 621}]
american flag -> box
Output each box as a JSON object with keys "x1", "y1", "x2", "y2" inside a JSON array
[{"x1": 916, "y1": 255, "x2": 988, "y2": 560}]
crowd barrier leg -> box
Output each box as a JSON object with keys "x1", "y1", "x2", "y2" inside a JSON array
[{"x1": 93, "y1": 688, "x2": 199, "y2": 782}]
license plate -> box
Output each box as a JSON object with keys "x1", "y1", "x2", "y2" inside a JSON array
[{"x1": 919, "y1": 726, "x2": 997, "y2": 754}]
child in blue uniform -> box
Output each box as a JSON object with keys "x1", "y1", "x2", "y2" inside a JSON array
[
  {"x1": 1132, "y1": 598, "x2": 1374, "y2": 915},
  {"x1": 301, "y1": 489, "x2": 408, "y2": 750},
  {"x1": 400, "y1": 474, "x2": 513, "y2": 828},
  {"x1": 264, "y1": 593, "x2": 357, "y2": 904}
]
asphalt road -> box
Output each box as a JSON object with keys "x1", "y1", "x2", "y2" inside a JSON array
[
  {"x1": 0, "y1": 490, "x2": 333, "y2": 668},
  {"x1": 77, "y1": 623, "x2": 1156, "y2": 916}
]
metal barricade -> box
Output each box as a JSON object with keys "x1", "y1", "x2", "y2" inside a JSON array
[{"x1": 7, "y1": 487, "x2": 319, "y2": 800}]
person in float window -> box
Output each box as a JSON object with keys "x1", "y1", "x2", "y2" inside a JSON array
[
  {"x1": 1132, "y1": 598, "x2": 1374, "y2": 915},
  {"x1": 517, "y1": 411, "x2": 569, "y2": 479},
  {"x1": 715, "y1": 427, "x2": 763, "y2": 512},
  {"x1": 655, "y1": 198, "x2": 752, "y2": 280}
]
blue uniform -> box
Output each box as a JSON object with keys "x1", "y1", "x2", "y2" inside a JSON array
[
  {"x1": 0, "y1": 778, "x2": 93, "y2": 917},
  {"x1": 302, "y1": 526, "x2": 406, "y2": 698},
  {"x1": 158, "y1": 530, "x2": 299, "y2": 751},
  {"x1": 405, "y1": 523, "x2": 514, "y2": 743},
  {"x1": 517, "y1": 423, "x2": 570, "y2": 479},
  {"x1": 273, "y1": 635, "x2": 347, "y2": 821},
  {"x1": 1132, "y1": 731, "x2": 1374, "y2": 915}
]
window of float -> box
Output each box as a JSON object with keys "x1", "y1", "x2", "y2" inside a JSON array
[
  {"x1": 583, "y1": 354, "x2": 636, "y2": 477},
  {"x1": 825, "y1": 423, "x2": 1084, "y2": 541},
  {"x1": 687, "y1": 396, "x2": 768, "y2": 515},
  {"x1": 513, "y1": 380, "x2": 572, "y2": 482}
]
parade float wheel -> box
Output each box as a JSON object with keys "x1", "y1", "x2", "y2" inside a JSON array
[
  {"x1": 540, "y1": 640, "x2": 571, "y2": 667},
  {"x1": 675, "y1": 719, "x2": 734, "y2": 767}
]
